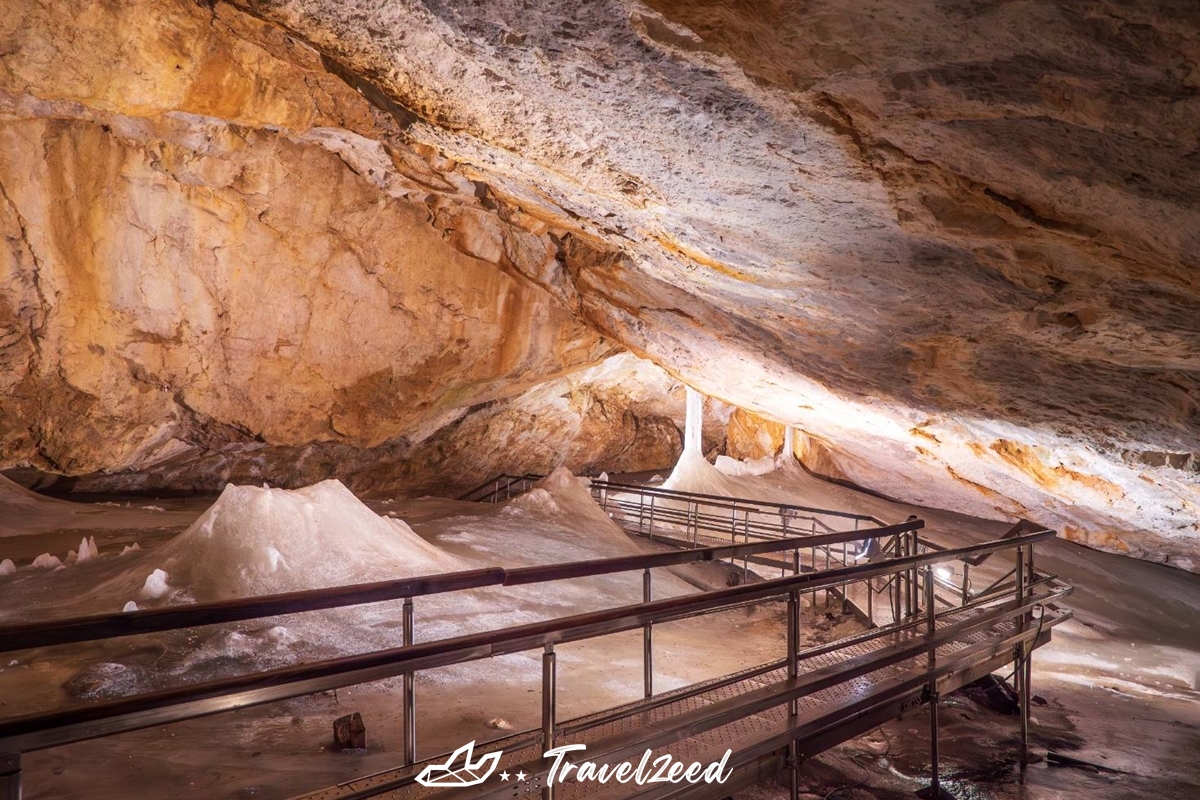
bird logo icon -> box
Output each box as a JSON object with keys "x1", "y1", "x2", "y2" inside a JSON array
[{"x1": 416, "y1": 741, "x2": 502, "y2": 787}]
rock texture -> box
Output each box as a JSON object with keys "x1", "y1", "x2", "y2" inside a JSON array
[
  {"x1": 59, "y1": 354, "x2": 730, "y2": 497},
  {"x1": 2, "y1": 0, "x2": 1198, "y2": 569},
  {"x1": 0, "y1": 0, "x2": 618, "y2": 479}
]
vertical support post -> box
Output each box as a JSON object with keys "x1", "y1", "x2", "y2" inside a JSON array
[
  {"x1": 925, "y1": 564, "x2": 941, "y2": 798},
  {"x1": 823, "y1": 546, "x2": 830, "y2": 609},
  {"x1": 646, "y1": 495, "x2": 656, "y2": 541},
  {"x1": 742, "y1": 512, "x2": 750, "y2": 581},
  {"x1": 909, "y1": 532, "x2": 920, "y2": 618},
  {"x1": 542, "y1": 644, "x2": 557, "y2": 800},
  {"x1": 810, "y1": 547, "x2": 817, "y2": 610},
  {"x1": 787, "y1": 589, "x2": 800, "y2": 716},
  {"x1": 788, "y1": 740, "x2": 800, "y2": 800},
  {"x1": 866, "y1": 572, "x2": 873, "y2": 624},
  {"x1": 892, "y1": 535, "x2": 903, "y2": 624},
  {"x1": 0, "y1": 754, "x2": 20, "y2": 800},
  {"x1": 1016, "y1": 545, "x2": 1030, "y2": 769},
  {"x1": 643, "y1": 568, "x2": 653, "y2": 699},
  {"x1": 962, "y1": 563, "x2": 970, "y2": 605},
  {"x1": 402, "y1": 597, "x2": 416, "y2": 766}
]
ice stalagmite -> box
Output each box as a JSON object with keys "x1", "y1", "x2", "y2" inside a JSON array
[{"x1": 684, "y1": 386, "x2": 704, "y2": 453}]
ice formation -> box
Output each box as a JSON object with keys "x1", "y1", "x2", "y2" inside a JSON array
[
  {"x1": 76, "y1": 535, "x2": 100, "y2": 562},
  {"x1": 508, "y1": 468, "x2": 642, "y2": 556},
  {"x1": 0, "y1": 558, "x2": 14, "y2": 576},
  {"x1": 144, "y1": 479, "x2": 464, "y2": 601},
  {"x1": 140, "y1": 568, "x2": 171, "y2": 600},
  {"x1": 31, "y1": 552, "x2": 62, "y2": 569},
  {"x1": 683, "y1": 386, "x2": 704, "y2": 452}
]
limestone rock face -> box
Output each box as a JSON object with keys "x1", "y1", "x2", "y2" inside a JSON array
[
  {"x1": 61, "y1": 354, "x2": 702, "y2": 496},
  {"x1": 221, "y1": 0, "x2": 1196, "y2": 569},
  {"x1": 1, "y1": 0, "x2": 1198, "y2": 570},
  {"x1": 0, "y1": 0, "x2": 614, "y2": 477}
]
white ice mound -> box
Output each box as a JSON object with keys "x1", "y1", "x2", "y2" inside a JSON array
[
  {"x1": 150, "y1": 480, "x2": 463, "y2": 601},
  {"x1": 509, "y1": 467, "x2": 641, "y2": 555},
  {"x1": 714, "y1": 454, "x2": 778, "y2": 477},
  {"x1": 662, "y1": 449, "x2": 745, "y2": 496}
]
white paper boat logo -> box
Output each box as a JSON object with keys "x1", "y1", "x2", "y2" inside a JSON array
[{"x1": 416, "y1": 741, "x2": 502, "y2": 787}]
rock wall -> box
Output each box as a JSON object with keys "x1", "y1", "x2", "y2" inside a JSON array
[
  {"x1": 1, "y1": 0, "x2": 1197, "y2": 570},
  {"x1": 0, "y1": 0, "x2": 622, "y2": 480}
]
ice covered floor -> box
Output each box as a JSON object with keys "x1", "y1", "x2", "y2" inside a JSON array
[
  {"x1": 0, "y1": 468, "x2": 836, "y2": 799},
  {"x1": 1, "y1": 458, "x2": 1198, "y2": 798},
  {"x1": 659, "y1": 452, "x2": 1200, "y2": 797}
]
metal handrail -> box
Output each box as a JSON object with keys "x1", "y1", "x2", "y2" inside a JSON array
[
  {"x1": 457, "y1": 474, "x2": 545, "y2": 503},
  {"x1": 0, "y1": 528, "x2": 1051, "y2": 755},
  {"x1": 0, "y1": 521, "x2": 923, "y2": 655},
  {"x1": 592, "y1": 480, "x2": 886, "y2": 524}
]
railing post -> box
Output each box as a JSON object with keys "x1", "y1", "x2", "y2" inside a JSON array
[
  {"x1": 402, "y1": 597, "x2": 416, "y2": 766},
  {"x1": 787, "y1": 589, "x2": 800, "y2": 716},
  {"x1": 643, "y1": 569, "x2": 653, "y2": 698},
  {"x1": 0, "y1": 753, "x2": 20, "y2": 800},
  {"x1": 810, "y1": 546, "x2": 817, "y2": 610},
  {"x1": 787, "y1": 740, "x2": 800, "y2": 800},
  {"x1": 647, "y1": 495, "x2": 656, "y2": 541},
  {"x1": 961, "y1": 563, "x2": 970, "y2": 605},
  {"x1": 823, "y1": 545, "x2": 830, "y2": 608},
  {"x1": 542, "y1": 643, "x2": 557, "y2": 800},
  {"x1": 1016, "y1": 545, "x2": 1030, "y2": 769},
  {"x1": 909, "y1": 531, "x2": 920, "y2": 618},
  {"x1": 924, "y1": 564, "x2": 941, "y2": 798},
  {"x1": 690, "y1": 501, "x2": 699, "y2": 547},
  {"x1": 892, "y1": 535, "x2": 902, "y2": 625}
]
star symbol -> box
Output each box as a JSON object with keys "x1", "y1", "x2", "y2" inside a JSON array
[
  {"x1": 499, "y1": 772, "x2": 510, "y2": 782},
  {"x1": 515, "y1": 771, "x2": 528, "y2": 781}
]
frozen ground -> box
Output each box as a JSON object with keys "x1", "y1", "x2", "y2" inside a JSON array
[
  {"x1": 659, "y1": 452, "x2": 1200, "y2": 798},
  {"x1": 0, "y1": 458, "x2": 1198, "y2": 798},
  {"x1": 0, "y1": 467, "x2": 843, "y2": 799}
]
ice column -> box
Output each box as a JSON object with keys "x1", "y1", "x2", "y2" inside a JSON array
[
  {"x1": 783, "y1": 426, "x2": 795, "y2": 461},
  {"x1": 684, "y1": 386, "x2": 704, "y2": 453}
]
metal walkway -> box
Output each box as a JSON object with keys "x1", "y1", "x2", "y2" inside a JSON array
[{"x1": 0, "y1": 493, "x2": 1069, "y2": 800}]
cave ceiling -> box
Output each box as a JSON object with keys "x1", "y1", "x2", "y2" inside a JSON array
[{"x1": 0, "y1": 0, "x2": 1197, "y2": 568}]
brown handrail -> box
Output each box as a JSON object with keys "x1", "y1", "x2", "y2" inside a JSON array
[
  {"x1": 593, "y1": 479, "x2": 884, "y2": 524},
  {"x1": 0, "y1": 521, "x2": 924, "y2": 654},
  {"x1": 0, "y1": 527, "x2": 1053, "y2": 755}
]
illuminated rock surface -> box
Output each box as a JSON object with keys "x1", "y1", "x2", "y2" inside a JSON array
[{"x1": 0, "y1": 0, "x2": 1197, "y2": 568}]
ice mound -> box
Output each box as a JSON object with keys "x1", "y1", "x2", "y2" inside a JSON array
[
  {"x1": 31, "y1": 552, "x2": 62, "y2": 569},
  {"x1": 507, "y1": 467, "x2": 641, "y2": 555},
  {"x1": 714, "y1": 455, "x2": 778, "y2": 477},
  {"x1": 0, "y1": 558, "x2": 15, "y2": 576},
  {"x1": 662, "y1": 449, "x2": 746, "y2": 497},
  {"x1": 145, "y1": 480, "x2": 464, "y2": 601}
]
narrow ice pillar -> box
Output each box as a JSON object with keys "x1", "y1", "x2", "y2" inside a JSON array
[
  {"x1": 684, "y1": 386, "x2": 704, "y2": 453},
  {"x1": 783, "y1": 425, "x2": 795, "y2": 461}
]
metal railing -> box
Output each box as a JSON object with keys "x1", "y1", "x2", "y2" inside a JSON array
[
  {"x1": 0, "y1": 520, "x2": 1069, "y2": 800},
  {"x1": 458, "y1": 474, "x2": 545, "y2": 503},
  {"x1": 587, "y1": 481, "x2": 1069, "y2": 635},
  {"x1": 588, "y1": 480, "x2": 916, "y2": 626}
]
